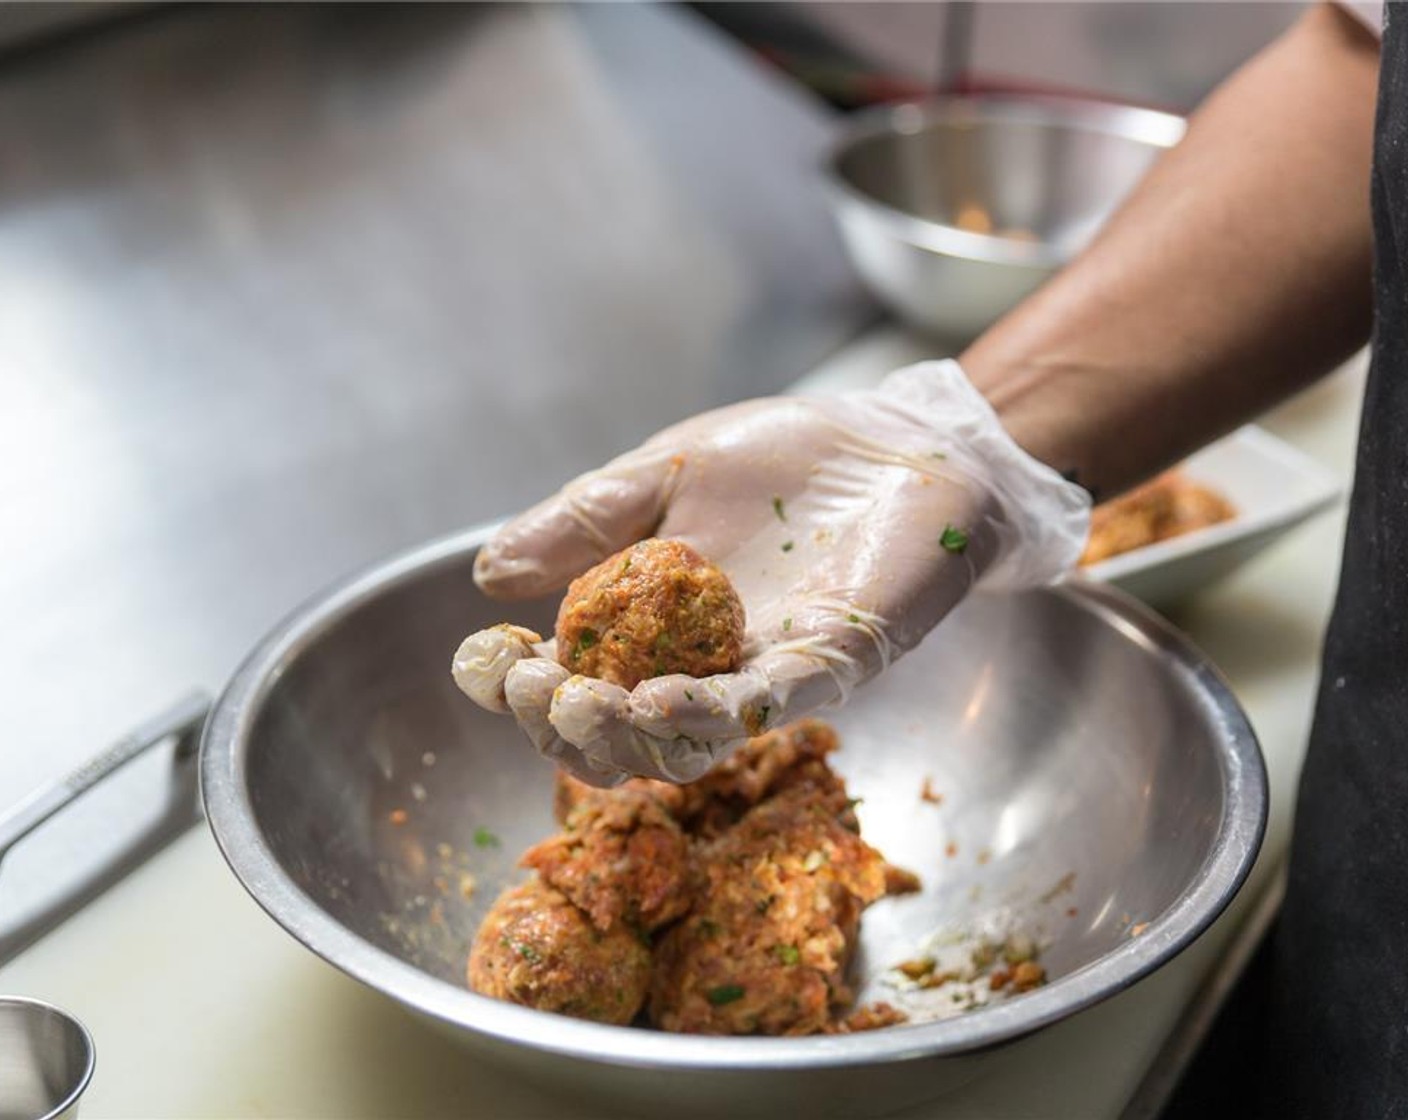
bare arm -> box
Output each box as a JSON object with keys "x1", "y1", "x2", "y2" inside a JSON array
[{"x1": 960, "y1": 3, "x2": 1380, "y2": 499}]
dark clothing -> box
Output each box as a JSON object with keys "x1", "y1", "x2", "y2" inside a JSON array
[{"x1": 1265, "y1": 3, "x2": 1408, "y2": 1114}]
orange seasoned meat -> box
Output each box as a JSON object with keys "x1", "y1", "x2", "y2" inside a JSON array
[
  {"x1": 468, "y1": 878, "x2": 652, "y2": 1025},
  {"x1": 523, "y1": 788, "x2": 691, "y2": 934},
  {"x1": 649, "y1": 786, "x2": 888, "y2": 1035},
  {"x1": 675, "y1": 719, "x2": 856, "y2": 838},
  {"x1": 553, "y1": 719, "x2": 852, "y2": 839},
  {"x1": 555, "y1": 538, "x2": 745, "y2": 690}
]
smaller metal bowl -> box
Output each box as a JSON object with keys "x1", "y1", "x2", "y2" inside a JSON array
[
  {"x1": 0, "y1": 996, "x2": 96, "y2": 1120},
  {"x1": 825, "y1": 96, "x2": 1185, "y2": 341}
]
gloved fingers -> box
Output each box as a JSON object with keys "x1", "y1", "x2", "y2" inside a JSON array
[
  {"x1": 875, "y1": 362, "x2": 1091, "y2": 585},
  {"x1": 546, "y1": 671, "x2": 765, "y2": 783},
  {"x1": 450, "y1": 624, "x2": 828, "y2": 785},
  {"x1": 473, "y1": 445, "x2": 682, "y2": 600},
  {"x1": 501, "y1": 656, "x2": 625, "y2": 788},
  {"x1": 541, "y1": 631, "x2": 871, "y2": 783},
  {"x1": 451, "y1": 624, "x2": 547, "y2": 713}
]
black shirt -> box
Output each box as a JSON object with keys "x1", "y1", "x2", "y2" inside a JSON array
[{"x1": 1265, "y1": 3, "x2": 1408, "y2": 1113}]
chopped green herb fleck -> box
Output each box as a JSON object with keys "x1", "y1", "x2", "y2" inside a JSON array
[
  {"x1": 776, "y1": 944, "x2": 801, "y2": 966},
  {"x1": 940, "y1": 525, "x2": 969, "y2": 554},
  {"x1": 698, "y1": 919, "x2": 721, "y2": 939},
  {"x1": 473, "y1": 827, "x2": 501, "y2": 850},
  {"x1": 782, "y1": 617, "x2": 793, "y2": 632},
  {"x1": 844, "y1": 796, "x2": 864, "y2": 810},
  {"x1": 574, "y1": 628, "x2": 599, "y2": 658},
  {"x1": 654, "y1": 632, "x2": 674, "y2": 650},
  {"x1": 707, "y1": 984, "x2": 746, "y2": 1006},
  {"x1": 772, "y1": 495, "x2": 787, "y2": 522},
  {"x1": 931, "y1": 451, "x2": 947, "y2": 460},
  {"x1": 847, "y1": 613, "x2": 861, "y2": 624},
  {"x1": 684, "y1": 689, "x2": 695, "y2": 702},
  {"x1": 781, "y1": 541, "x2": 794, "y2": 553},
  {"x1": 511, "y1": 939, "x2": 541, "y2": 963}
]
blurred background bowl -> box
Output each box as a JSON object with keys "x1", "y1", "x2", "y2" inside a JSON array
[
  {"x1": 825, "y1": 96, "x2": 1186, "y2": 342},
  {"x1": 202, "y1": 525, "x2": 1265, "y2": 1119}
]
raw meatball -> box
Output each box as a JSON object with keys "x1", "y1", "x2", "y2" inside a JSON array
[
  {"x1": 555, "y1": 538, "x2": 745, "y2": 689},
  {"x1": 648, "y1": 785, "x2": 889, "y2": 1035},
  {"x1": 522, "y1": 788, "x2": 692, "y2": 933},
  {"x1": 468, "y1": 878, "x2": 651, "y2": 1025}
]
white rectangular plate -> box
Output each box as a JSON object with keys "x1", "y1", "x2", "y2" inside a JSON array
[{"x1": 1078, "y1": 425, "x2": 1342, "y2": 605}]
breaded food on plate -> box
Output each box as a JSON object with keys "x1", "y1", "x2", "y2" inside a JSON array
[{"x1": 1080, "y1": 471, "x2": 1235, "y2": 565}]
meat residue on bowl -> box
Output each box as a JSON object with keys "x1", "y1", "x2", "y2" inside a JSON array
[{"x1": 464, "y1": 719, "x2": 1054, "y2": 1035}]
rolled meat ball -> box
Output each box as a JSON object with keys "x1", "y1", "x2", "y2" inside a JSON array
[
  {"x1": 468, "y1": 878, "x2": 651, "y2": 1025},
  {"x1": 555, "y1": 538, "x2": 745, "y2": 689}
]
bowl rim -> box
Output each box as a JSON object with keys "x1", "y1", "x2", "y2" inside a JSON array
[
  {"x1": 0, "y1": 995, "x2": 97, "y2": 1119},
  {"x1": 822, "y1": 94, "x2": 1187, "y2": 270},
  {"x1": 201, "y1": 522, "x2": 1266, "y2": 1072}
]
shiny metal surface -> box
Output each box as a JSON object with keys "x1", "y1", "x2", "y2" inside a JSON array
[
  {"x1": 0, "y1": 4, "x2": 869, "y2": 955},
  {"x1": 0, "y1": 694, "x2": 207, "y2": 869},
  {"x1": 0, "y1": 996, "x2": 95, "y2": 1120},
  {"x1": 0, "y1": 695, "x2": 208, "y2": 967},
  {"x1": 825, "y1": 96, "x2": 1185, "y2": 341},
  {"x1": 202, "y1": 526, "x2": 1266, "y2": 1119}
]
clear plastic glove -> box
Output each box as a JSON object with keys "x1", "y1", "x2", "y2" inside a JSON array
[{"x1": 453, "y1": 360, "x2": 1089, "y2": 786}]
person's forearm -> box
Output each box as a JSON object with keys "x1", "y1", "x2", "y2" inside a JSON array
[{"x1": 960, "y1": 3, "x2": 1378, "y2": 499}]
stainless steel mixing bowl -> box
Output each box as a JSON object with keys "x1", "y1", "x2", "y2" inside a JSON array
[
  {"x1": 201, "y1": 525, "x2": 1264, "y2": 1118},
  {"x1": 825, "y1": 97, "x2": 1186, "y2": 341}
]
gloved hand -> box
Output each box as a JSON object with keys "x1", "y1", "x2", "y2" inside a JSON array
[{"x1": 454, "y1": 360, "x2": 1089, "y2": 786}]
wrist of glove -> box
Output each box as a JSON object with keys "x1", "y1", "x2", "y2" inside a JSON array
[{"x1": 453, "y1": 360, "x2": 1090, "y2": 785}]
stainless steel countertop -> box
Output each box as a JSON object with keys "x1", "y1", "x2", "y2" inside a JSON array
[{"x1": 0, "y1": 2, "x2": 871, "y2": 954}]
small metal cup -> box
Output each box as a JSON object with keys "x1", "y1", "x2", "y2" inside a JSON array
[{"x1": 0, "y1": 997, "x2": 95, "y2": 1120}]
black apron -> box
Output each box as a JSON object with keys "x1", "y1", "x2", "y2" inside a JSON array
[{"x1": 1264, "y1": 4, "x2": 1408, "y2": 1114}]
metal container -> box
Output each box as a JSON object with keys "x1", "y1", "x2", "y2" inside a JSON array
[
  {"x1": 825, "y1": 97, "x2": 1186, "y2": 341},
  {"x1": 201, "y1": 526, "x2": 1264, "y2": 1118},
  {"x1": 0, "y1": 997, "x2": 95, "y2": 1120}
]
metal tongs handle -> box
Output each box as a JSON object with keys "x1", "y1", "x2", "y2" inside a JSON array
[{"x1": 0, "y1": 691, "x2": 210, "y2": 865}]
